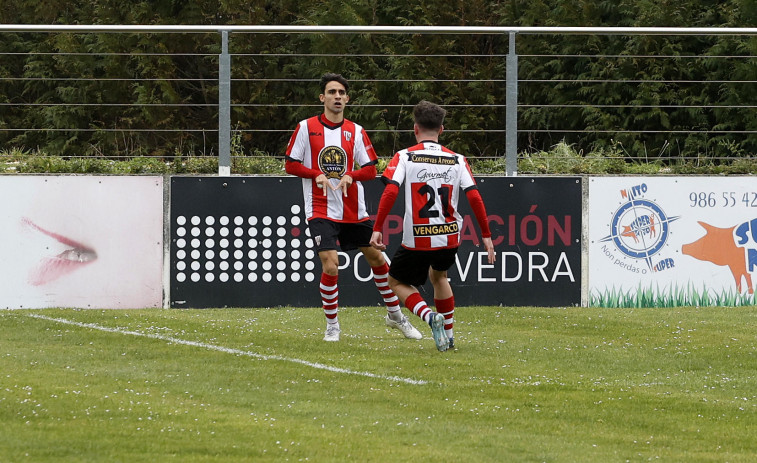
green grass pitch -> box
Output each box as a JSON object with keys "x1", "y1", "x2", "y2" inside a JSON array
[{"x1": 1, "y1": 305, "x2": 756, "y2": 462}]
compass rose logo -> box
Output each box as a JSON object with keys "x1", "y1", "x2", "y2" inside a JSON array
[{"x1": 600, "y1": 197, "x2": 680, "y2": 270}]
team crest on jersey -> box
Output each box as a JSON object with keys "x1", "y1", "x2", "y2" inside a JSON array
[
  {"x1": 318, "y1": 145, "x2": 347, "y2": 179},
  {"x1": 344, "y1": 131, "x2": 352, "y2": 142}
]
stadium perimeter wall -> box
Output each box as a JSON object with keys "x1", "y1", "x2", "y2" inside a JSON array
[{"x1": 2, "y1": 175, "x2": 754, "y2": 309}]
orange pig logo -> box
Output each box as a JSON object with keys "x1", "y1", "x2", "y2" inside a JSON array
[{"x1": 681, "y1": 221, "x2": 753, "y2": 294}]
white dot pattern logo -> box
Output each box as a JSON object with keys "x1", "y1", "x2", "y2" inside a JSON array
[{"x1": 174, "y1": 212, "x2": 314, "y2": 284}]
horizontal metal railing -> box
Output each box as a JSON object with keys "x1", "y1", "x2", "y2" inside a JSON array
[{"x1": 2, "y1": 25, "x2": 757, "y2": 175}]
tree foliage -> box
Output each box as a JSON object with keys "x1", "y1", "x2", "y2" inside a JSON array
[{"x1": 1, "y1": 0, "x2": 756, "y2": 161}]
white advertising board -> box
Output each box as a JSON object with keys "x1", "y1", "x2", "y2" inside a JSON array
[
  {"x1": 0, "y1": 176, "x2": 164, "y2": 308},
  {"x1": 589, "y1": 177, "x2": 757, "y2": 307}
]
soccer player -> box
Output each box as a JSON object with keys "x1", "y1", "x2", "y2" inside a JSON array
[
  {"x1": 369, "y1": 100, "x2": 495, "y2": 352},
  {"x1": 285, "y1": 73, "x2": 422, "y2": 342}
]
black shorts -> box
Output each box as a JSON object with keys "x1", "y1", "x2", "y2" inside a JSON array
[
  {"x1": 308, "y1": 218, "x2": 374, "y2": 252},
  {"x1": 389, "y1": 246, "x2": 458, "y2": 287}
]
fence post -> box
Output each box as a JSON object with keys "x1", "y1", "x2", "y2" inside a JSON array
[
  {"x1": 506, "y1": 31, "x2": 518, "y2": 176},
  {"x1": 218, "y1": 30, "x2": 231, "y2": 176}
]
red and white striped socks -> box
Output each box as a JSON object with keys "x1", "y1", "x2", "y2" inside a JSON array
[
  {"x1": 372, "y1": 263, "x2": 402, "y2": 321},
  {"x1": 435, "y1": 296, "x2": 455, "y2": 340},
  {"x1": 320, "y1": 273, "x2": 339, "y2": 328},
  {"x1": 405, "y1": 292, "x2": 433, "y2": 324}
]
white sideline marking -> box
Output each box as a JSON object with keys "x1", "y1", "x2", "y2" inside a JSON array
[{"x1": 24, "y1": 313, "x2": 429, "y2": 386}]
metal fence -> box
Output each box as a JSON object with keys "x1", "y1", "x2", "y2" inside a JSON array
[{"x1": 2, "y1": 25, "x2": 757, "y2": 175}]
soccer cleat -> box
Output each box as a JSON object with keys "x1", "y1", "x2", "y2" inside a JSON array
[
  {"x1": 430, "y1": 313, "x2": 449, "y2": 352},
  {"x1": 385, "y1": 315, "x2": 422, "y2": 340},
  {"x1": 448, "y1": 337, "x2": 456, "y2": 351},
  {"x1": 323, "y1": 325, "x2": 341, "y2": 342}
]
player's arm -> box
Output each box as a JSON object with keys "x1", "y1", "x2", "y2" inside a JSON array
[
  {"x1": 369, "y1": 181, "x2": 400, "y2": 250},
  {"x1": 284, "y1": 157, "x2": 321, "y2": 179},
  {"x1": 335, "y1": 160, "x2": 377, "y2": 197},
  {"x1": 346, "y1": 160, "x2": 377, "y2": 182},
  {"x1": 284, "y1": 124, "x2": 331, "y2": 194},
  {"x1": 465, "y1": 187, "x2": 496, "y2": 264},
  {"x1": 285, "y1": 157, "x2": 330, "y2": 196}
]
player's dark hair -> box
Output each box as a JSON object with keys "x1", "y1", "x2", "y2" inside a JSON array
[
  {"x1": 413, "y1": 100, "x2": 446, "y2": 131},
  {"x1": 320, "y1": 73, "x2": 349, "y2": 94}
]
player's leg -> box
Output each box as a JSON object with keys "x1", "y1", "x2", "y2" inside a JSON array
[
  {"x1": 358, "y1": 244, "x2": 422, "y2": 339},
  {"x1": 310, "y1": 219, "x2": 342, "y2": 341},
  {"x1": 318, "y1": 249, "x2": 341, "y2": 341},
  {"x1": 360, "y1": 245, "x2": 401, "y2": 317},
  {"x1": 338, "y1": 220, "x2": 419, "y2": 339},
  {"x1": 387, "y1": 248, "x2": 433, "y2": 323},
  {"x1": 429, "y1": 248, "x2": 458, "y2": 349},
  {"x1": 429, "y1": 268, "x2": 455, "y2": 349},
  {"x1": 347, "y1": 221, "x2": 403, "y2": 318},
  {"x1": 390, "y1": 276, "x2": 446, "y2": 352},
  {"x1": 388, "y1": 248, "x2": 447, "y2": 351},
  {"x1": 389, "y1": 276, "x2": 430, "y2": 320}
]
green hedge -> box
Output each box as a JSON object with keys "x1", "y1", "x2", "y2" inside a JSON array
[{"x1": 3, "y1": 143, "x2": 756, "y2": 175}]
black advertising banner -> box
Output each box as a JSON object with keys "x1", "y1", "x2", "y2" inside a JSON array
[
  {"x1": 170, "y1": 176, "x2": 581, "y2": 308},
  {"x1": 170, "y1": 176, "x2": 314, "y2": 308},
  {"x1": 449, "y1": 176, "x2": 582, "y2": 306}
]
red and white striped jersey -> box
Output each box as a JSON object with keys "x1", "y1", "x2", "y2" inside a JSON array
[
  {"x1": 285, "y1": 115, "x2": 378, "y2": 222},
  {"x1": 382, "y1": 141, "x2": 477, "y2": 250}
]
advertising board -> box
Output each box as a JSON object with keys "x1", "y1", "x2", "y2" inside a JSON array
[
  {"x1": 170, "y1": 176, "x2": 582, "y2": 308},
  {"x1": 589, "y1": 177, "x2": 757, "y2": 306}
]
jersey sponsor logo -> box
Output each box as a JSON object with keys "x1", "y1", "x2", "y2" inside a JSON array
[
  {"x1": 417, "y1": 167, "x2": 453, "y2": 183},
  {"x1": 309, "y1": 131, "x2": 322, "y2": 137},
  {"x1": 409, "y1": 153, "x2": 457, "y2": 165},
  {"x1": 318, "y1": 145, "x2": 347, "y2": 179},
  {"x1": 412, "y1": 222, "x2": 459, "y2": 237}
]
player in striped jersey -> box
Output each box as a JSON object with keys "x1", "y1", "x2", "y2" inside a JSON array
[
  {"x1": 370, "y1": 100, "x2": 495, "y2": 352},
  {"x1": 285, "y1": 73, "x2": 421, "y2": 342}
]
